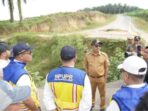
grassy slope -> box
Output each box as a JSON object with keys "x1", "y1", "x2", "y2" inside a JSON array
[
  {"x1": 127, "y1": 10, "x2": 148, "y2": 32},
  {"x1": 133, "y1": 17, "x2": 148, "y2": 32},
  {"x1": 0, "y1": 11, "x2": 115, "y2": 34}
]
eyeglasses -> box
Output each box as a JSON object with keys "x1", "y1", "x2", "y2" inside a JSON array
[
  {"x1": 94, "y1": 44, "x2": 101, "y2": 48},
  {"x1": 21, "y1": 51, "x2": 32, "y2": 55}
]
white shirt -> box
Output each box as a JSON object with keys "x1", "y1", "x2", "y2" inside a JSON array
[
  {"x1": 43, "y1": 74, "x2": 92, "y2": 111},
  {"x1": 106, "y1": 83, "x2": 146, "y2": 111},
  {"x1": 11, "y1": 59, "x2": 31, "y2": 87},
  {"x1": 0, "y1": 59, "x2": 9, "y2": 78},
  {"x1": 16, "y1": 75, "x2": 31, "y2": 87}
]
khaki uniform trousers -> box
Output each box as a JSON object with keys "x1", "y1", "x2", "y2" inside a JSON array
[{"x1": 89, "y1": 76, "x2": 106, "y2": 109}]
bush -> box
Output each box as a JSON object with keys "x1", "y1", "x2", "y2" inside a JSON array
[
  {"x1": 8, "y1": 34, "x2": 126, "y2": 85},
  {"x1": 48, "y1": 35, "x2": 86, "y2": 69},
  {"x1": 108, "y1": 48, "x2": 124, "y2": 82}
]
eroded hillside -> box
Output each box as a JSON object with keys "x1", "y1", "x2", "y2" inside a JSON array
[{"x1": 0, "y1": 11, "x2": 114, "y2": 34}]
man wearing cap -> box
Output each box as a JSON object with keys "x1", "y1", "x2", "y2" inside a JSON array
[
  {"x1": 0, "y1": 79, "x2": 30, "y2": 111},
  {"x1": 43, "y1": 45, "x2": 92, "y2": 111},
  {"x1": 107, "y1": 56, "x2": 148, "y2": 111},
  {"x1": 3, "y1": 42, "x2": 41, "y2": 111},
  {"x1": 142, "y1": 46, "x2": 148, "y2": 83},
  {"x1": 84, "y1": 39, "x2": 109, "y2": 111},
  {"x1": 124, "y1": 37, "x2": 136, "y2": 58},
  {"x1": 133, "y1": 36, "x2": 142, "y2": 57},
  {"x1": 0, "y1": 42, "x2": 10, "y2": 79}
]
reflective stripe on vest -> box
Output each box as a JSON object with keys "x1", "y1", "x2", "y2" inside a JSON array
[
  {"x1": 21, "y1": 75, "x2": 40, "y2": 111},
  {"x1": 49, "y1": 82, "x2": 83, "y2": 110}
]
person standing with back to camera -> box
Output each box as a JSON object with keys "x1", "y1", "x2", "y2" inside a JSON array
[
  {"x1": 43, "y1": 45, "x2": 92, "y2": 111},
  {"x1": 84, "y1": 39, "x2": 110, "y2": 111}
]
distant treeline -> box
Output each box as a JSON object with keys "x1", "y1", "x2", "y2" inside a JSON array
[{"x1": 82, "y1": 4, "x2": 140, "y2": 14}]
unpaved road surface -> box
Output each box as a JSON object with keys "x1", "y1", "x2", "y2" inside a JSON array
[
  {"x1": 49, "y1": 15, "x2": 148, "y2": 42},
  {"x1": 77, "y1": 15, "x2": 148, "y2": 42}
]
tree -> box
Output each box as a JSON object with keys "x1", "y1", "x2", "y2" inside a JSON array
[
  {"x1": 17, "y1": 0, "x2": 27, "y2": 22},
  {"x1": 2, "y1": 0, "x2": 14, "y2": 22}
]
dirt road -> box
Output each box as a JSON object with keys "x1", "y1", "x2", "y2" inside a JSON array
[{"x1": 48, "y1": 15, "x2": 148, "y2": 42}]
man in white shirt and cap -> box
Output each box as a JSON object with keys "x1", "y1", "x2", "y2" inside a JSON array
[{"x1": 107, "y1": 56, "x2": 148, "y2": 111}]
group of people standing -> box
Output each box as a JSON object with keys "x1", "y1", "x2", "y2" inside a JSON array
[
  {"x1": 0, "y1": 42, "x2": 40, "y2": 111},
  {"x1": 125, "y1": 36, "x2": 142, "y2": 57},
  {"x1": 0, "y1": 37, "x2": 148, "y2": 111},
  {"x1": 0, "y1": 40, "x2": 109, "y2": 111}
]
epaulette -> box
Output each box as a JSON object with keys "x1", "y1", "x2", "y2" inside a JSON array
[{"x1": 100, "y1": 51, "x2": 107, "y2": 57}]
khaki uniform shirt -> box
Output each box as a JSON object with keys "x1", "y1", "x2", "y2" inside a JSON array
[{"x1": 84, "y1": 51, "x2": 109, "y2": 77}]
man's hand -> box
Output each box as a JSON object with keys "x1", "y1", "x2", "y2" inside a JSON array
[
  {"x1": 104, "y1": 73, "x2": 108, "y2": 81},
  {"x1": 23, "y1": 97, "x2": 38, "y2": 111},
  {"x1": 4, "y1": 103, "x2": 21, "y2": 111}
]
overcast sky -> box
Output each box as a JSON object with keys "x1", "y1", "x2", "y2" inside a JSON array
[{"x1": 0, "y1": 0, "x2": 148, "y2": 20}]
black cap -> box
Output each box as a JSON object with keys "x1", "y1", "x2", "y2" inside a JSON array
[
  {"x1": 134, "y1": 36, "x2": 141, "y2": 41},
  {"x1": 91, "y1": 39, "x2": 103, "y2": 47},
  {"x1": 0, "y1": 42, "x2": 10, "y2": 54},
  {"x1": 12, "y1": 43, "x2": 32, "y2": 57},
  {"x1": 60, "y1": 45, "x2": 76, "y2": 61}
]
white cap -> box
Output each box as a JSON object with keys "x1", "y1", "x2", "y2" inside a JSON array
[{"x1": 118, "y1": 56, "x2": 147, "y2": 75}]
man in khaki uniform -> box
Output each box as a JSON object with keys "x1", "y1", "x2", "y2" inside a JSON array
[{"x1": 84, "y1": 39, "x2": 109, "y2": 111}]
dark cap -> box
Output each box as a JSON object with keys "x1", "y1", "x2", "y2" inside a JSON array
[
  {"x1": 60, "y1": 45, "x2": 76, "y2": 61},
  {"x1": 12, "y1": 43, "x2": 32, "y2": 57},
  {"x1": 0, "y1": 42, "x2": 10, "y2": 54},
  {"x1": 91, "y1": 39, "x2": 103, "y2": 47},
  {"x1": 134, "y1": 36, "x2": 141, "y2": 41}
]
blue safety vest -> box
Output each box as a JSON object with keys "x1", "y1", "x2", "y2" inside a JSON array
[
  {"x1": 3, "y1": 60, "x2": 27, "y2": 83},
  {"x1": 112, "y1": 84, "x2": 148, "y2": 111},
  {"x1": 47, "y1": 66, "x2": 86, "y2": 110},
  {"x1": 3, "y1": 60, "x2": 40, "y2": 110}
]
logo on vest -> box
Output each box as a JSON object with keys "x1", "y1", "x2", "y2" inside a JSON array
[{"x1": 54, "y1": 74, "x2": 73, "y2": 81}]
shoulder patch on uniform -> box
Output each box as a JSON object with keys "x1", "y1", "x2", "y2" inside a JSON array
[{"x1": 101, "y1": 52, "x2": 107, "y2": 57}]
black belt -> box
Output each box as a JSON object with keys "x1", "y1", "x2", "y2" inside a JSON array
[{"x1": 89, "y1": 75, "x2": 104, "y2": 78}]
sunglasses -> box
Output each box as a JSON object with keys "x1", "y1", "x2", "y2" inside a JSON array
[
  {"x1": 94, "y1": 44, "x2": 102, "y2": 47},
  {"x1": 21, "y1": 51, "x2": 32, "y2": 55}
]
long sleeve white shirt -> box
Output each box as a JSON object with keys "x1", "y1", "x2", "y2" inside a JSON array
[
  {"x1": 16, "y1": 75, "x2": 31, "y2": 87},
  {"x1": 13, "y1": 59, "x2": 31, "y2": 87},
  {"x1": 0, "y1": 59, "x2": 9, "y2": 78},
  {"x1": 43, "y1": 74, "x2": 92, "y2": 111}
]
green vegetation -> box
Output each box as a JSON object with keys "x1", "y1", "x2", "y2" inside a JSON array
[
  {"x1": 128, "y1": 10, "x2": 148, "y2": 21},
  {"x1": 7, "y1": 34, "x2": 125, "y2": 85},
  {"x1": 0, "y1": 11, "x2": 115, "y2": 34},
  {"x1": 133, "y1": 18, "x2": 148, "y2": 32},
  {"x1": 128, "y1": 10, "x2": 148, "y2": 32},
  {"x1": 82, "y1": 4, "x2": 140, "y2": 14}
]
